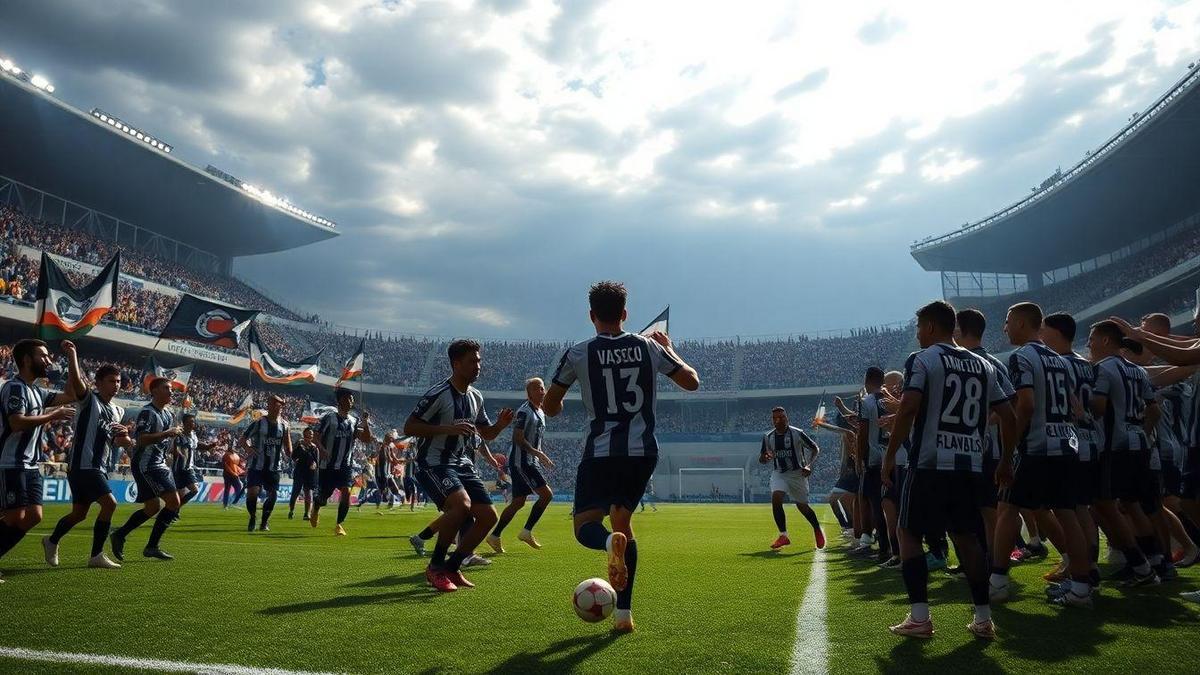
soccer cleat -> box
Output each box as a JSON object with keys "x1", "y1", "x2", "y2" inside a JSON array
[
  {"x1": 517, "y1": 530, "x2": 542, "y2": 550},
  {"x1": 88, "y1": 553, "x2": 121, "y2": 569},
  {"x1": 1026, "y1": 543, "x2": 1050, "y2": 560},
  {"x1": 409, "y1": 535, "x2": 426, "y2": 556},
  {"x1": 880, "y1": 556, "x2": 902, "y2": 570},
  {"x1": 770, "y1": 534, "x2": 791, "y2": 550},
  {"x1": 944, "y1": 565, "x2": 966, "y2": 578},
  {"x1": 612, "y1": 613, "x2": 636, "y2": 633},
  {"x1": 109, "y1": 532, "x2": 126, "y2": 562},
  {"x1": 814, "y1": 528, "x2": 826, "y2": 550},
  {"x1": 1050, "y1": 591, "x2": 1093, "y2": 609},
  {"x1": 259, "y1": 525, "x2": 271, "y2": 533},
  {"x1": 608, "y1": 532, "x2": 629, "y2": 592},
  {"x1": 426, "y1": 566, "x2": 458, "y2": 592},
  {"x1": 463, "y1": 554, "x2": 492, "y2": 567},
  {"x1": 486, "y1": 534, "x2": 505, "y2": 554},
  {"x1": 888, "y1": 615, "x2": 934, "y2": 638},
  {"x1": 309, "y1": 511, "x2": 320, "y2": 529},
  {"x1": 967, "y1": 618, "x2": 997, "y2": 640},
  {"x1": 1155, "y1": 562, "x2": 1179, "y2": 582},
  {"x1": 143, "y1": 548, "x2": 174, "y2": 561},
  {"x1": 1177, "y1": 548, "x2": 1200, "y2": 568},
  {"x1": 1122, "y1": 569, "x2": 1160, "y2": 588},
  {"x1": 1180, "y1": 590, "x2": 1200, "y2": 604},
  {"x1": 42, "y1": 536, "x2": 59, "y2": 567},
  {"x1": 334, "y1": 524, "x2": 347, "y2": 537},
  {"x1": 1009, "y1": 546, "x2": 1028, "y2": 563},
  {"x1": 247, "y1": 517, "x2": 256, "y2": 533},
  {"x1": 447, "y1": 570, "x2": 475, "y2": 589},
  {"x1": 288, "y1": 510, "x2": 295, "y2": 520}
]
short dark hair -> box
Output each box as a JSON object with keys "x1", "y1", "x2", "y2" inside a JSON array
[
  {"x1": 1008, "y1": 302, "x2": 1043, "y2": 329},
  {"x1": 182, "y1": 412, "x2": 196, "y2": 422},
  {"x1": 95, "y1": 364, "x2": 121, "y2": 381},
  {"x1": 1141, "y1": 312, "x2": 1171, "y2": 334},
  {"x1": 865, "y1": 367, "x2": 885, "y2": 385},
  {"x1": 915, "y1": 300, "x2": 956, "y2": 335},
  {"x1": 335, "y1": 388, "x2": 354, "y2": 402},
  {"x1": 589, "y1": 280, "x2": 627, "y2": 323},
  {"x1": 1090, "y1": 320, "x2": 1125, "y2": 345},
  {"x1": 1043, "y1": 312, "x2": 1076, "y2": 342},
  {"x1": 447, "y1": 338, "x2": 481, "y2": 363},
  {"x1": 955, "y1": 309, "x2": 987, "y2": 339},
  {"x1": 12, "y1": 339, "x2": 47, "y2": 368},
  {"x1": 147, "y1": 377, "x2": 171, "y2": 392},
  {"x1": 771, "y1": 406, "x2": 786, "y2": 414}
]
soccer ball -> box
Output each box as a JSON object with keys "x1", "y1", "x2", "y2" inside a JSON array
[{"x1": 572, "y1": 577, "x2": 615, "y2": 623}]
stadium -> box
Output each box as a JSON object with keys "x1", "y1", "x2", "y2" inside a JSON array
[{"x1": 3, "y1": 9, "x2": 1200, "y2": 675}]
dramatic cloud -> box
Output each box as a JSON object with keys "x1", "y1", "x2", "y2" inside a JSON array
[{"x1": 2, "y1": 0, "x2": 1198, "y2": 340}]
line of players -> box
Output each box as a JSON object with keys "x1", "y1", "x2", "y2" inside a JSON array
[{"x1": 823, "y1": 300, "x2": 1200, "y2": 639}]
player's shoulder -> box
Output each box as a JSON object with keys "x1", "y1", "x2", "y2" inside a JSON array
[{"x1": 420, "y1": 379, "x2": 453, "y2": 399}]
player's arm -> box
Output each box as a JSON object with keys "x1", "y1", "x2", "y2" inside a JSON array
[
  {"x1": 543, "y1": 383, "x2": 568, "y2": 417},
  {"x1": 800, "y1": 431, "x2": 819, "y2": 475},
  {"x1": 283, "y1": 426, "x2": 293, "y2": 459},
  {"x1": 1012, "y1": 388, "x2": 1034, "y2": 446},
  {"x1": 6, "y1": 404, "x2": 74, "y2": 432},
  {"x1": 239, "y1": 426, "x2": 255, "y2": 455},
  {"x1": 355, "y1": 411, "x2": 372, "y2": 443},
  {"x1": 758, "y1": 435, "x2": 773, "y2": 464},
  {"x1": 478, "y1": 408, "x2": 514, "y2": 441},
  {"x1": 135, "y1": 411, "x2": 180, "y2": 447},
  {"x1": 1110, "y1": 318, "x2": 1200, "y2": 365},
  {"x1": 1148, "y1": 365, "x2": 1198, "y2": 387},
  {"x1": 47, "y1": 340, "x2": 87, "y2": 406},
  {"x1": 475, "y1": 440, "x2": 503, "y2": 469},
  {"x1": 881, "y1": 389, "x2": 921, "y2": 486},
  {"x1": 648, "y1": 331, "x2": 700, "y2": 391},
  {"x1": 855, "y1": 417, "x2": 869, "y2": 470},
  {"x1": 1144, "y1": 399, "x2": 1161, "y2": 435},
  {"x1": 513, "y1": 427, "x2": 551, "y2": 466}
]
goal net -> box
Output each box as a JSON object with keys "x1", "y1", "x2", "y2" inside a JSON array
[{"x1": 677, "y1": 468, "x2": 746, "y2": 503}]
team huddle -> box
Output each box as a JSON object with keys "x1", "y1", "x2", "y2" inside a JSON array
[{"x1": 819, "y1": 300, "x2": 1200, "y2": 640}]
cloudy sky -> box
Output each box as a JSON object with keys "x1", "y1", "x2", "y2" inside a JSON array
[{"x1": 3, "y1": 1, "x2": 1199, "y2": 341}]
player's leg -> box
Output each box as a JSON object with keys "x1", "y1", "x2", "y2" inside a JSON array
[
  {"x1": 791, "y1": 471, "x2": 823, "y2": 548},
  {"x1": 288, "y1": 479, "x2": 301, "y2": 518},
  {"x1": 259, "y1": 475, "x2": 279, "y2": 530},
  {"x1": 310, "y1": 471, "x2": 331, "y2": 528},
  {"x1": 890, "y1": 468, "x2": 934, "y2": 636},
  {"x1": 446, "y1": 489, "x2": 496, "y2": 586},
  {"x1": 110, "y1": 468, "x2": 162, "y2": 560},
  {"x1": 769, "y1": 490, "x2": 790, "y2": 549},
  {"x1": 520, "y1": 485, "x2": 554, "y2": 547},
  {"x1": 44, "y1": 500, "x2": 91, "y2": 567},
  {"x1": 880, "y1": 470, "x2": 903, "y2": 566},
  {"x1": 609, "y1": 505, "x2": 639, "y2": 630},
  {"x1": 489, "y1": 494, "x2": 526, "y2": 552},
  {"x1": 335, "y1": 473, "x2": 353, "y2": 534},
  {"x1": 89, "y1": 493, "x2": 120, "y2": 568},
  {"x1": 145, "y1": 473, "x2": 180, "y2": 557},
  {"x1": 245, "y1": 479, "x2": 261, "y2": 532}
]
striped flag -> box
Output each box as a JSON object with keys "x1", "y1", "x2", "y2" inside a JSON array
[
  {"x1": 639, "y1": 306, "x2": 669, "y2": 336},
  {"x1": 34, "y1": 251, "x2": 120, "y2": 339},
  {"x1": 247, "y1": 323, "x2": 322, "y2": 386},
  {"x1": 229, "y1": 393, "x2": 255, "y2": 424},
  {"x1": 301, "y1": 400, "x2": 338, "y2": 425},
  {"x1": 141, "y1": 356, "x2": 192, "y2": 393},
  {"x1": 336, "y1": 338, "x2": 365, "y2": 388}
]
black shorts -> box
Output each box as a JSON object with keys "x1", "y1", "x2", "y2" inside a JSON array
[
  {"x1": 897, "y1": 468, "x2": 981, "y2": 537},
  {"x1": 832, "y1": 473, "x2": 858, "y2": 493},
  {"x1": 511, "y1": 463, "x2": 549, "y2": 497},
  {"x1": 172, "y1": 468, "x2": 198, "y2": 489},
  {"x1": 1074, "y1": 460, "x2": 1098, "y2": 506},
  {"x1": 247, "y1": 469, "x2": 281, "y2": 493},
  {"x1": 132, "y1": 466, "x2": 176, "y2": 503},
  {"x1": 293, "y1": 469, "x2": 316, "y2": 491},
  {"x1": 1160, "y1": 461, "x2": 1183, "y2": 498},
  {"x1": 1095, "y1": 451, "x2": 1115, "y2": 502},
  {"x1": 318, "y1": 467, "x2": 353, "y2": 502},
  {"x1": 1183, "y1": 447, "x2": 1200, "y2": 500},
  {"x1": 999, "y1": 454, "x2": 1075, "y2": 510},
  {"x1": 415, "y1": 464, "x2": 492, "y2": 510},
  {"x1": 68, "y1": 469, "x2": 112, "y2": 505},
  {"x1": 574, "y1": 456, "x2": 657, "y2": 514},
  {"x1": 975, "y1": 456, "x2": 999, "y2": 509},
  {"x1": 0, "y1": 468, "x2": 43, "y2": 509},
  {"x1": 1112, "y1": 452, "x2": 1160, "y2": 514},
  {"x1": 862, "y1": 466, "x2": 883, "y2": 506}
]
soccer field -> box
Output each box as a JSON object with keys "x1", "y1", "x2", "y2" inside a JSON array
[{"x1": 1, "y1": 503, "x2": 1198, "y2": 674}]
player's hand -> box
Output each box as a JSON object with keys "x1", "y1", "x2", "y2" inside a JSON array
[
  {"x1": 995, "y1": 458, "x2": 1014, "y2": 489},
  {"x1": 542, "y1": 455, "x2": 556, "y2": 469},
  {"x1": 801, "y1": 465, "x2": 812, "y2": 477},
  {"x1": 50, "y1": 406, "x2": 75, "y2": 422},
  {"x1": 59, "y1": 340, "x2": 76, "y2": 359},
  {"x1": 310, "y1": 461, "x2": 317, "y2": 470},
  {"x1": 497, "y1": 408, "x2": 515, "y2": 426},
  {"x1": 169, "y1": 425, "x2": 184, "y2": 437},
  {"x1": 759, "y1": 451, "x2": 774, "y2": 464},
  {"x1": 486, "y1": 453, "x2": 502, "y2": 470},
  {"x1": 448, "y1": 421, "x2": 476, "y2": 436},
  {"x1": 648, "y1": 330, "x2": 673, "y2": 350},
  {"x1": 881, "y1": 459, "x2": 894, "y2": 489}
]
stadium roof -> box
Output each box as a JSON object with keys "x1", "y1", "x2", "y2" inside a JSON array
[
  {"x1": 0, "y1": 74, "x2": 338, "y2": 258},
  {"x1": 911, "y1": 65, "x2": 1200, "y2": 274}
]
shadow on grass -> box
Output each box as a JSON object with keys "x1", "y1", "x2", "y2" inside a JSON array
[
  {"x1": 258, "y1": 586, "x2": 439, "y2": 614},
  {"x1": 344, "y1": 572, "x2": 428, "y2": 588},
  {"x1": 876, "y1": 634, "x2": 1007, "y2": 675},
  {"x1": 737, "y1": 549, "x2": 808, "y2": 559},
  {"x1": 480, "y1": 632, "x2": 621, "y2": 674}
]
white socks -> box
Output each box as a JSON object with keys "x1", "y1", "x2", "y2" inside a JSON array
[
  {"x1": 910, "y1": 602, "x2": 930, "y2": 622},
  {"x1": 973, "y1": 604, "x2": 991, "y2": 622}
]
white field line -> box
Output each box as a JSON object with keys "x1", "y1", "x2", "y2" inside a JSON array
[
  {"x1": 0, "y1": 646, "x2": 344, "y2": 675},
  {"x1": 790, "y1": 548, "x2": 829, "y2": 675}
]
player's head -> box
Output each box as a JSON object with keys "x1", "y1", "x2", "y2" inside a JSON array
[
  {"x1": 914, "y1": 300, "x2": 956, "y2": 347},
  {"x1": 588, "y1": 280, "x2": 628, "y2": 329},
  {"x1": 770, "y1": 406, "x2": 788, "y2": 430},
  {"x1": 267, "y1": 394, "x2": 284, "y2": 417},
  {"x1": 94, "y1": 364, "x2": 122, "y2": 399},
  {"x1": 954, "y1": 308, "x2": 987, "y2": 347},
  {"x1": 864, "y1": 366, "x2": 884, "y2": 390},
  {"x1": 335, "y1": 387, "x2": 355, "y2": 411},
  {"x1": 182, "y1": 412, "x2": 196, "y2": 431},
  {"x1": 383, "y1": 429, "x2": 396, "y2": 443},
  {"x1": 1087, "y1": 320, "x2": 1129, "y2": 361},
  {"x1": 1140, "y1": 312, "x2": 1171, "y2": 337},
  {"x1": 1040, "y1": 312, "x2": 1076, "y2": 354},
  {"x1": 525, "y1": 377, "x2": 546, "y2": 407},
  {"x1": 448, "y1": 338, "x2": 482, "y2": 384},
  {"x1": 303, "y1": 426, "x2": 314, "y2": 442},
  {"x1": 883, "y1": 370, "x2": 903, "y2": 394},
  {"x1": 12, "y1": 338, "x2": 51, "y2": 379},
  {"x1": 148, "y1": 377, "x2": 172, "y2": 405},
  {"x1": 1004, "y1": 302, "x2": 1042, "y2": 345}
]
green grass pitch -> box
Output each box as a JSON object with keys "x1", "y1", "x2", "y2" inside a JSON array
[{"x1": 1, "y1": 503, "x2": 1198, "y2": 673}]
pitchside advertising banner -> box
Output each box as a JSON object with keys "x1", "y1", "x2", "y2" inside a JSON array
[{"x1": 41, "y1": 477, "x2": 296, "y2": 504}]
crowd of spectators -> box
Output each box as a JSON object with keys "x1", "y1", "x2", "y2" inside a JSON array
[{"x1": 738, "y1": 326, "x2": 914, "y2": 388}]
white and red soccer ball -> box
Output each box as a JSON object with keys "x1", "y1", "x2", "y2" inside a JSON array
[{"x1": 572, "y1": 578, "x2": 615, "y2": 623}]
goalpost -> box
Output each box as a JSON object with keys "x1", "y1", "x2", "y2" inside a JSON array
[{"x1": 677, "y1": 468, "x2": 746, "y2": 503}]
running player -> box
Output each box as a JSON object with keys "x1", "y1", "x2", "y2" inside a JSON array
[
  {"x1": 761, "y1": 407, "x2": 824, "y2": 551},
  {"x1": 882, "y1": 300, "x2": 1016, "y2": 640},
  {"x1": 987, "y1": 302, "x2": 1092, "y2": 607},
  {"x1": 370, "y1": 431, "x2": 403, "y2": 513},
  {"x1": 312, "y1": 389, "x2": 371, "y2": 536},
  {"x1": 489, "y1": 377, "x2": 556, "y2": 552},
  {"x1": 169, "y1": 413, "x2": 211, "y2": 515},
  {"x1": 544, "y1": 281, "x2": 700, "y2": 632},
  {"x1": 289, "y1": 427, "x2": 319, "y2": 520},
  {"x1": 42, "y1": 362, "x2": 129, "y2": 570},
  {"x1": 242, "y1": 395, "x2": 291, "y2": 532},
  {"x1": 0, "y1": 339, "x2": 84, "y2": 581},
  {"x1": 829, "y1": 429, "x2": 859, "y2": 540},
  {"x1": 404, "y1": 339, "x2": 513, "y2": 592},
  {"x1": 110, "y1": 377, "x2": 183, "y2": 562}
]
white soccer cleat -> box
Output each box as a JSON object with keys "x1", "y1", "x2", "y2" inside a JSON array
[
  {"x1": 42, "y1": 536, "x2": 59, "y2": 567},
  {"x1": 889, "y1": 614, "x2": 934, "y2": 638},
  {"x1": 88, "y1": 553, "x2": 122, "y2": 569},
  {"x1": 517, "y1": 529, "x2": 542, "y2": 549},
  {"x1": 463, "y1": 554, "x2": 493, "y2": 567},
  {"x1": 486, "y1": 534, "x2": 505, "y2": 554}
]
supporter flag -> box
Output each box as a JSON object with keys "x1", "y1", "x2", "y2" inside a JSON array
[
  {"x1": 141, "y1": 356, "x2": 193, "y2": 393},
  {"x1": 301, "y1": 400, "x2": 338, "y2": 425},
  {"x1": 336, "y1": 338, "x2": 365, "y2": 388},
  {"x1": 229, "y1": 393, "x2": 255, "y2": 424},
  {"x1": 248, "y1": 323, "x2": 322, "y2": 386},
  {"x1": 639, "y1": 306, "x2": 669, "y2": 336},
  {"x1": 34, "y1": 251, "x2": 120, "y2": 339},
  {"x1": 158, "y1": 294, "x2": 259, "y2": 350}
]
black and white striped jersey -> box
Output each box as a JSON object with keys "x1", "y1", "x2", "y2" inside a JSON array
[
  {"x1": 1008, "y1": 341, "x2": 1079, "y2": 457},
  {"x1": 172, "y1": 431, "x2": 198, "y2": 473},
  {"x1": 1094, "y1": 356, "x2": 1154, "y2": 453},
  {"x1": 760, "y1": 426, "x2": 818, "y2": 473},
  {"x1": 132, "y1": 403, "x2": 175, "y2": 472},
  {"x1": 243, "y1": 417, "x2": 289, "y2": 472},
  {"x1": 509, "y1": 401, "x2": 546, "y2": 468},
  {"x1": 410, "y1": 378, "x2": 491, "y2": 468},
  {"x1": 970, "y1": 346, "x2": 1015, "y2": 461},
  {"x1": 1063, "y1": 353, "x2": 1102, "y2": 462},
  {"x1": 317, "y1": 411, "x2": 359, "y2": 471},
  {"x1": 68, "y1": 391, "x2": 124, "y2": 474},
  {"x1": 0, "y1": 377, "x2": 52, "y2": 470}
]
